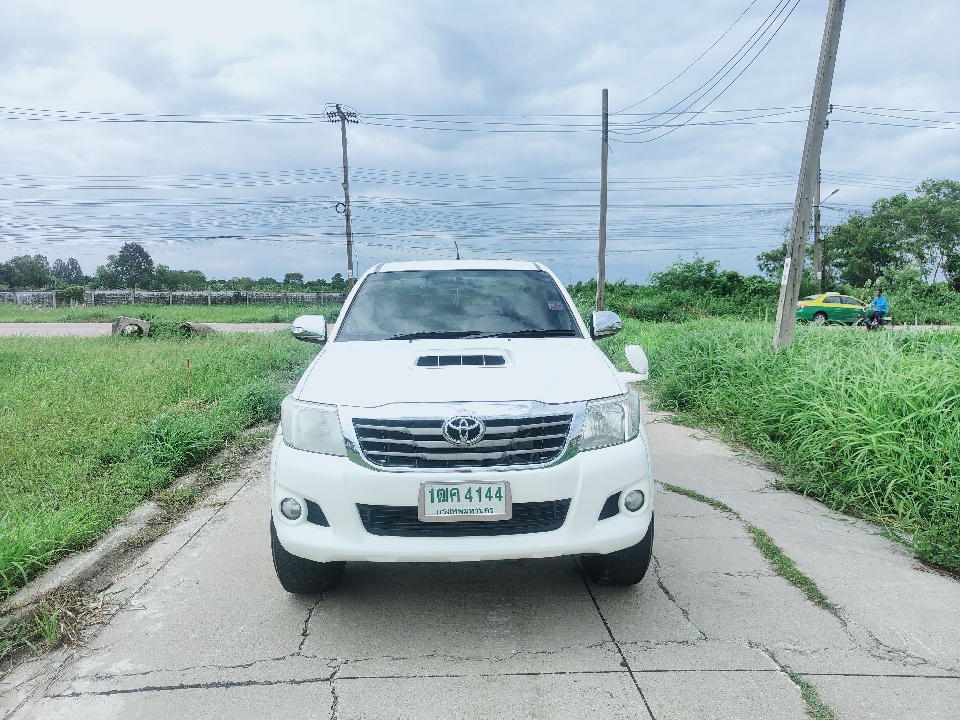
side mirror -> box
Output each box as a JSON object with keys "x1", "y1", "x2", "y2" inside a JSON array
[
  {"x1": 624, "y1": 345, "x2": 648, "y2": 381},
  {"x1": 590, "y1": 310, "x2": 622, "y2": 340},
  {"x1": 291, "y1": 315, "x2": 327, "y2": 344}
]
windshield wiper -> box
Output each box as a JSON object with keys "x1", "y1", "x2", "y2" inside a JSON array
[
  {"x1": 484, "y1": 329, "x2": 578, "y2": 339},
  {"x1": 386, "y1": 330, "x2": 488, "y2": 340}
]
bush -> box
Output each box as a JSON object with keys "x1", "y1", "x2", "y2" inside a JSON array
[{"x1": 59, "y1": 286, "x2": 86, "y2": 304}]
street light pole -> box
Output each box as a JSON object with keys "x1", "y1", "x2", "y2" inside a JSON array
[{"x1": 815, "y1": 187, "x2": 839, "y2": 292}]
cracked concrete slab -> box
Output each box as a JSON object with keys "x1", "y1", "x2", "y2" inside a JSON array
[
  {"x1": 808, "y1": 674, "x2": 960, "y2": 720},
  {"x1": 332, "y1": 673, "x2": 648, "y2": 720},
  {"x1": 11, "y1": 681, "x2": 333, "y2": 720},
  {"x1": 4, "y1": 400, "x2": 960, "y2": 719},
  {"x1": 646, "y1": 417, "x2": 960, "y2": 673}
]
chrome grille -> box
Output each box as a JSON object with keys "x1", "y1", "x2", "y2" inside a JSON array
[{"x1": 353, "y1": 414, "x2": 573, "y2": 469}]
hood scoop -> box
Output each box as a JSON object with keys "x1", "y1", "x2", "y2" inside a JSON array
[{"x1": 416, "y1": 354, "x2": 506, "y2": 367}]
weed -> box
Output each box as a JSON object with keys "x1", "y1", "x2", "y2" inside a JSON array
[
  {"x1": 606, "y1": 319, "x2": 960, "y2": 573},
  {"x1": 0, "y1": 590, "x2": 111, "y2": 666},
  {"x1": 0, "y1": 332, "x2": 317, "y2": 599},
  {"x1": 763, "y1": 648, "x2": 841, "y2": 720},
  {"x1": 661, "y1": 483, "x2": 840, "y2": 616}
]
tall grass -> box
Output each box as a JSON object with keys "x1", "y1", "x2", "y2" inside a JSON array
[
  {"x1": 0, "y1": 332, "x2": 319, "y2": 599},
  {"x1": 601, "y1": 319, "x2": 960, "y2": 571},
  {"x1": 0, "y1": 302, "x2": 342, "y2": 324}
]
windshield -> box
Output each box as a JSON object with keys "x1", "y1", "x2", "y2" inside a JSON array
[{"x1": 336, "y1": 269, "x2": 581, "y2": 342}]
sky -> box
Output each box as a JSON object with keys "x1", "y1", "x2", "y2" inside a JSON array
[{"x1": 0, "y1": 0, "x2": 958, "y2": 284}]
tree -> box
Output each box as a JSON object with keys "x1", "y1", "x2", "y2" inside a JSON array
[
  {"x1": 0, "y1": 255, "x2": 52, "y2": 288},
  {"x1": 51, "y1": 258, "x2": 84, "y2": 285},
  {"x1": 96, "y1": 243, "x2": 155, "y2": 289},
  {"x1": 756, "y1": 242, "x2": 788, "y2": 282},
  {"x1": 329, "y1": 272, "x2": 347, "y2": 291},
  {"x1": 826, "y1": 213, "x2": 901, "y2": 287},
  {"x1": 155, "y1": 265, "x2": 207, "y2": 290},
  {"x1": 283, "y1": 272, "x2": 304, "y2": 286}
]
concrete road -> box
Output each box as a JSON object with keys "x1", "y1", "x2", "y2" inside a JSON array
[
  {"x1": 2, "y1": 407, "x2": 959, "y2": 719},
  {"x1": 0, "y1": 323, "x2": 289, "y2": 337}
]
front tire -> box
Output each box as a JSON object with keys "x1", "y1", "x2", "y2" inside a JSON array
[
  {"x1": 270, "y1": 518, "x2": 345, "y2": 594},
  {"x1": 580, "y1": 514, "x2": 654, "y2": 586}
]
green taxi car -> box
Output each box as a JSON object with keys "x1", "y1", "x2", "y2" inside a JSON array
[{"x1": 796, "y1": 292, "x2": 868, "y2": 325}]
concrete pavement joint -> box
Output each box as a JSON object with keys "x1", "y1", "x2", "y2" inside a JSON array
[
  {"x1": 574, "y1": 559, "x2": 657, "y2": 720},
  {"x1": 661, "y1": 482, "x2": 842, "y2": 618}
]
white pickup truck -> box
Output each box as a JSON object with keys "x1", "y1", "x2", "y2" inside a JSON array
[{"x1": 271, "y1": 260, "x2": 653, "y2": 592}]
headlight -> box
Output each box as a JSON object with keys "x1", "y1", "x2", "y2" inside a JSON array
[
  {"x1": 580, "y1": 390, "x2": 641, "y2": 452},
  {"x1": 281, "y1": 395, "x2": 346, "y2": 456}
]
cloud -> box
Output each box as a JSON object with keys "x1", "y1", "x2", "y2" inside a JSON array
[{"x1": 0, "y1": 0, "x2": 958, "y2": 283}]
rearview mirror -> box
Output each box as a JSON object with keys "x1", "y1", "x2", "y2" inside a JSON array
[
  {"x1": 625, "y1": 345, "x2": 649, "y2": 381},
  {"x1": 291, "y1": 315, "x2": 327, "y2": 344},
  {"x1": 590, "y1": 311, "x2": 622, "y2": 340}
]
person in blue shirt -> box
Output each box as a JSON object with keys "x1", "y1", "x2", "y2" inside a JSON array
[{"x1": 866, "y1": 289, "x2": 888, "y2": 328}]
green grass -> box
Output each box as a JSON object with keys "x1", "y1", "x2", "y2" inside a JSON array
[
  {"x1": 0, "y1": 302, "x2": 342, "y2": 324},
  {"x1": 0, "y1": 331, "x2": 320, "y2": 600},
  {"x1": 661, "y1": 483, "x2": 839, "y2": 614},
  {"x1": 604, "y1": 319, "x2": 960, "y2": 572}
]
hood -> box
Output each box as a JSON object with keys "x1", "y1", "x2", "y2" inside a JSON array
[{"x1": 295, "y1": 338, "x2": 624, "y2": 408}]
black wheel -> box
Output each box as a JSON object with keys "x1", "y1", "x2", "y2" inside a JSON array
[
  {"x1": 270, "y1": 518, "x2": 345, "y2": 594},
  {"x1": 812, "y1": 311, "x2": 828, "y2": 326},
  {"x1": 580, "y1": 514, "x2": 654, "y2": 586}
]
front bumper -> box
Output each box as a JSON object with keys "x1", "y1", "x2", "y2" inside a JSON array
[{"x1": 270, "y1": 430, "x2": 653, "y2": 563}]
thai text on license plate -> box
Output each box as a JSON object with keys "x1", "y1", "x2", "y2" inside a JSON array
[{"x1": 418, "y1": 482, "x2": 512, "y2": 522}]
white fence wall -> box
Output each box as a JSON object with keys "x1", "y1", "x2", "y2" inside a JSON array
[{"x1": 0, "y1": 290, "x2": 347, "y2": 308}]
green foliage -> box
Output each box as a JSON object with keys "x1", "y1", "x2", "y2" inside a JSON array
[
  {"x1": 602, "y1": 319, "x2": 960, "y2": 573},
  {"x1": 51, "y1": 258, "x2": 84, "y2": 286},
  {"x1": 95, "y1": 242, "x2": 155, "y2": 289},
  {"x1": 569, "y1": 256, "x2": 781, "y2": 322},
  {"x1": 824, "y1": 178, "x2": 960, "y2": 287},
  {"x1": 59, "y1": 286, "x2": 85, "y2": 304},
  {"x1": 0, "y1": 331, "x2": 320, "y2": 598},
  {"x1": 155, "y1": 265, "x2": 208, "y2": 290},
  {"x1": 0, "y1": 255, "x2": 52, "y2": 289}
]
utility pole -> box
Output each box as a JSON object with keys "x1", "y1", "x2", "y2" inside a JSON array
[
  {"x1": 326, "y1": 104, "x2": 359, "y2": 289},
  {"x1": 596, "y1": 88, "x2": 609, "y2": 312},
  {"x1": 772, "y1": 0, "x2": 845, "y2": 350}
]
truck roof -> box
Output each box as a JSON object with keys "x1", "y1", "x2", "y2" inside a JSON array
[{"x1": 376, "y1": 260, "x2": 542, "y2": 273}]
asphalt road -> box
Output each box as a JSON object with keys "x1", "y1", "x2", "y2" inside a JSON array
[{"x1": 2, "y1": 407, "x2": 959, "y2": 719}]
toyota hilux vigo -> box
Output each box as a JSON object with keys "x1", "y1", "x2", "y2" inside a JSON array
[{"x1": 271, "y1": 260, "x2": 653, "y2": 592}]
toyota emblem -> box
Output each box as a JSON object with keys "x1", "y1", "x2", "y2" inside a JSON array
[{"x1": 441, "y1": 415, "x2": 486, "y2": 446}]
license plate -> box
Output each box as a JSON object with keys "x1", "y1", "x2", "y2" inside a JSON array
[{"x1": 418, "y1": 482, "x2": 512, "y2": 522}]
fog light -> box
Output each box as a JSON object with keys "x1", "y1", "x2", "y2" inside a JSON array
[
  {"x1": 623, "y1": 490, "x2": 645, "y2": 512},
  {"x1": 280, "y1": 497, "x2": 302, "y2": 520}
]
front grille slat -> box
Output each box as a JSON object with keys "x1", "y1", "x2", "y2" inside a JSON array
[
  {"x1": 353, "y1": 413, "x2": 573, "y2": 469},
  {"x1": 357, "y1": 500, "x2": 570, "y2": 537},
  {"x1": 356, "y1": 433, "x2": 569, "y2": 452}
]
